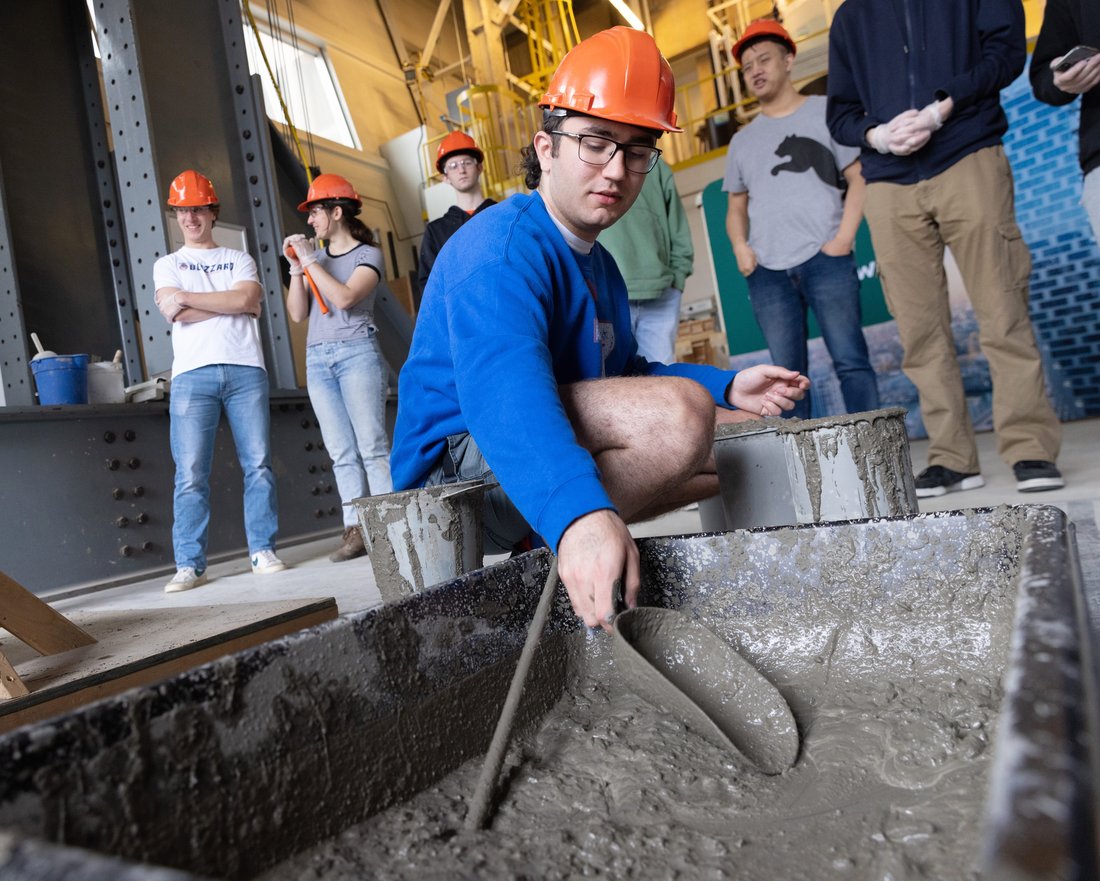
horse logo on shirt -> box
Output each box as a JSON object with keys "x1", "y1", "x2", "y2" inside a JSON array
[{"x1": 771, "y1": 135, "x2": 842, "y2": 189}]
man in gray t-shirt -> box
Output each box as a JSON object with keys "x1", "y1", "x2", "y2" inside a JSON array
[{"x1": 722, "y1": 19, "x2": 878, "y2": 420}]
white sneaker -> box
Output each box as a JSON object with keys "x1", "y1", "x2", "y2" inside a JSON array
[
  {"x1": 165, "y1": 567, "x2": 208, "y2": 593},
  {"x1": 250, "y1": 549, "x2": 287, "y2": 575}
]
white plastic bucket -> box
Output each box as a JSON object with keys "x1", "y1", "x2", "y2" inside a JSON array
[{"x1": 87, "y1": 362, "x2": 126, "y2": 404}]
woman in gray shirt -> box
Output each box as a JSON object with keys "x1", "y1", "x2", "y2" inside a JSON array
[{"x1": 284, "y1": 174, "x2": 393, "y2": 562}]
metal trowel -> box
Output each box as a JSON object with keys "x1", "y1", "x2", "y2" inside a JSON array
[{"x1": 612, "y1": 598, "x2": 800, "y2": 775}]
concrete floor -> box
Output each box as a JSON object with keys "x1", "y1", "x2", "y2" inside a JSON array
[{"x1": 44, "y1": 416, "x2": 1099, "y2": 625}]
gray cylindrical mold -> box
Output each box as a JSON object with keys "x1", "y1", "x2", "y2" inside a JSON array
[
  {"x1": 715, "y1": 408, "x2": 917, "y2": 527},
  {"x1": 348, "y1": 479, "x2": 490, "y2": 602}
]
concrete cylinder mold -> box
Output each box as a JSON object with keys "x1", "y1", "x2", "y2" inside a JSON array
[
  {"x1": 348, "y1": 479, "x2": 491, "y2": 602},
  {"x1": 715, "y1": 407, "x2": 918, "y2": 528}
]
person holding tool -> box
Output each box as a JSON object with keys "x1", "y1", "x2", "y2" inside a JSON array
[
  {"x1": 154, "y1": 169, "x2": 285, "y2": 592},
  {"x1": 417, "y1": 132, "x2": 496, "y2": 293},
  {"x1": 284, "y1": 173, "x2": 393, "y2": 563},
  {"x1": 392, "y1": 27, "x2": 809, "y2": 631}
]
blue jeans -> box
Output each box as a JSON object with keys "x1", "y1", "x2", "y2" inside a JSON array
[
  {"x1": 169, "y1": 364, "x2": 278, "y2": 570},
  {"x1": 307, "y1": 337, "x2": 393, "y2": 526},
  {"x1": 745, "y1": 251, "x2": 879, "y2": 420},
  {"x1": 629, "y1": 286, "x2": 683, "y2": 363}
]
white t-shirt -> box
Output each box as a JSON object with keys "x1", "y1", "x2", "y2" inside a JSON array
[{"x1": 153, "y1": 246, "x2": 266, "y2": 377}]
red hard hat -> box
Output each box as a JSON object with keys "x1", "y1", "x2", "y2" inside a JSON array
[
  {"x1": 436, "y1": 132, "x2": 484, "y2": 173},
  {"x1": 732, "y1": 19, "x2": 797, "y2": 64},
  {"x1": 540, "y1": 27, "x2": 682, "y2": 134},
  {"x1": 167, "y1": 169, "x2": 218, "y2": 207},
  {"x1": 297, "y1": 173, "x2": 362, "y2": 212}
]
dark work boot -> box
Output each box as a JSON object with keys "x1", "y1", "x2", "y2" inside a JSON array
[{"x1": 329, "y1": 526, "x2": 367, "y2": 562}]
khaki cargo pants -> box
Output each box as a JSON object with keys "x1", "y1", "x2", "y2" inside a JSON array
[{"x1": 864, "y1": 145, "x2": 1061, "y2": 473}]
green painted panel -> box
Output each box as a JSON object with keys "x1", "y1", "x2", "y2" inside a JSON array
[{"x1": 701, "y1": 179, "x2": 891, "y2": 356}]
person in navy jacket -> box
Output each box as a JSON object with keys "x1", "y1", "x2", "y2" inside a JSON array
[{"x1": 827, "y1": 0, "x2": 1064, "y2": 497}]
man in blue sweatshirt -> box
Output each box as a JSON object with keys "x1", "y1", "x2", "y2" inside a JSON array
[
  {"x1": 392, "y1": 28, "x2": 809, "y2": 630},
  {"x1": 827, "y1": 0, "x2": 1064, "y2": 497}
]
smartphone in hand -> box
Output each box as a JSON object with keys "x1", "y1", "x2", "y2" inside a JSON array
[{"x1": 1054, "y1": 45, "x2": 1099, "y2": 73}]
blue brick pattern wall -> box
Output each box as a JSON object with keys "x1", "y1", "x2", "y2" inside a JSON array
[{"x1": 1002, "y1": 65, "x2": 1100, "y2": 421}]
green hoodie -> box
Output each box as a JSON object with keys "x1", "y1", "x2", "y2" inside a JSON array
[{"x1": 599, "y1": 157, "x2": 694, "y2": 301}]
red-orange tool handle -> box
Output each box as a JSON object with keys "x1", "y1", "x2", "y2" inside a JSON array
[
  {"x1": 285, "y1": 246, "x2": 329, "y2": 315},
  {"x1": 303, "y1": 267, "x2": 329, "y2": 315}
]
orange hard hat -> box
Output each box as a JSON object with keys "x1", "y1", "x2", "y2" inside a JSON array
[
  {"x1": 436, "y1": 131, "x2": 484, "y2": 173},
  {"x1": 540, "y1": 27, "x2": 682, "y2": 134},
  {"x1": 732, "y1": 19, "x2": 797, "y2": 64},
  {"x1": 167, "y1": 169, "x2": 218, "y2": 207},
  {"x1": 297, "y1": 173, "x2": 362, "y2": 212}
]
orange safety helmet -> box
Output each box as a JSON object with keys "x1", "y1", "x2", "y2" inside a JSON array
[
  {"x1": 436, "y1": 131, "x2": 484, "y2": 173},
  {"x1": 166, "y1": 169, "x2": 218, "y2": 207},
  {"x1": 297, "y1": 173, "x2": 362, "y2": 212},
  {"x1": 540, "y1": 27, "x2": 681, "y2": 134},
  {"x1": 731, "y1": 19, "x2": 797, "y2": 64}
]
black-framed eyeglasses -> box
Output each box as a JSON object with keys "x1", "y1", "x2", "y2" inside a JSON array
[{"x1": 550, "y1": 131, "x2": 662, "y2": 174}]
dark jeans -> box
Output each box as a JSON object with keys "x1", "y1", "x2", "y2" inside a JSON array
[{"x1": 745, "y1": 250, "x2": 879, "y2": 420}]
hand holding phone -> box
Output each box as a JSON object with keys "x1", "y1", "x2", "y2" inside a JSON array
[{"x1": 1054, "y1": 45, "x2": 1099, "y2": 73}]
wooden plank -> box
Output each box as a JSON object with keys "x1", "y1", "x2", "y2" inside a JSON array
[
  {"x1": 0, "y1": 570, "x2": 96, "y2": 655},
  {"x1": 0, "y1": 646, "x2": 30, "y2": 699},
  {"x1": 0, "y1": 598, "x2": 337, "y2": 734}
]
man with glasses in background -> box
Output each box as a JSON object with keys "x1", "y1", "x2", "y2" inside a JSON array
[
  {"x1": 153, "y1": 169, "x2": 285, "y2": 594},
  {"x1": 392, "y1": 28, "x2": 808, "y2": 630},
  {"x1": 417, "y1": 132, "x2": 496, "y2": 293}
]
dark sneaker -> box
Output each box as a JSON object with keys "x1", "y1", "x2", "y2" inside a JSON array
[
  {"x1": 1013, "y1": 460, "x2": 1064, "y2": 493},
  {"x1": 914, "y1": 465, "x2": 985, "y2": 498},
  {"x1": 329, "y1": 526, "x2": 367, "y2": 562}
]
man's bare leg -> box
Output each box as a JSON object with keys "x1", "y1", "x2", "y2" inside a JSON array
[{"x1": 559, "y1": 375, "x2": 758, "y2": 522}]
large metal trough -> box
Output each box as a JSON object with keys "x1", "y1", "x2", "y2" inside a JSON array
[{"x1": 0, "y1": 506, "x2": 1095, "y2": 879}]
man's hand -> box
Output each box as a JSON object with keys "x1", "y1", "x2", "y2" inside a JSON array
[
  {"x1": 820, "y1": 235, "x2": 854, "y2": 257},
  {"x1": 155, "y1": 290, "x2": 185, "y2": 323},
  {"x1": 867, "y1": 109, "x2": 930, "y2": 156},
  {"x1": 289, "y1": 234, "x2": 319, "y2": 268},
  {"x1": 728, "y1": 364, "x2": 810, "y2": 416},
  {"x1": 1052, "y1": 52, "x2": 1100, "y2": 95},
  {"x1": 733, "y1": 242, "x2": 758, "y2": 276},
  {"x1": 556, "y1": 509, "x2": 640, "y2": 632}
]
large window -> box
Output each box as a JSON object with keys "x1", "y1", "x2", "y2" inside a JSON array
[{"x1": 243, "y1": 21, "x2": 360, "y2": 150}]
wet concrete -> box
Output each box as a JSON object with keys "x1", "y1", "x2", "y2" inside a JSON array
[
  {"x1": 259, "y1": 509, "x2": 1019, "y2": 880},
  {"x1": 0, "y1": 507, "x2": 1094, "y2": 881},
  {"x1": 612, "y1": 607, "x2": 799, "y2": 775}
]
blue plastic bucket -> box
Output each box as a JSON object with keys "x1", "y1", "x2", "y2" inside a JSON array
[{"x1": 30, "y1": 354, "x2": 90, "y2": 405}]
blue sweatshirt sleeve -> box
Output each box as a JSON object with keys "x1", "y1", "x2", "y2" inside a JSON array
[{"x1": 445, "y1": 253, "x2": 615, "y2": 553}]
